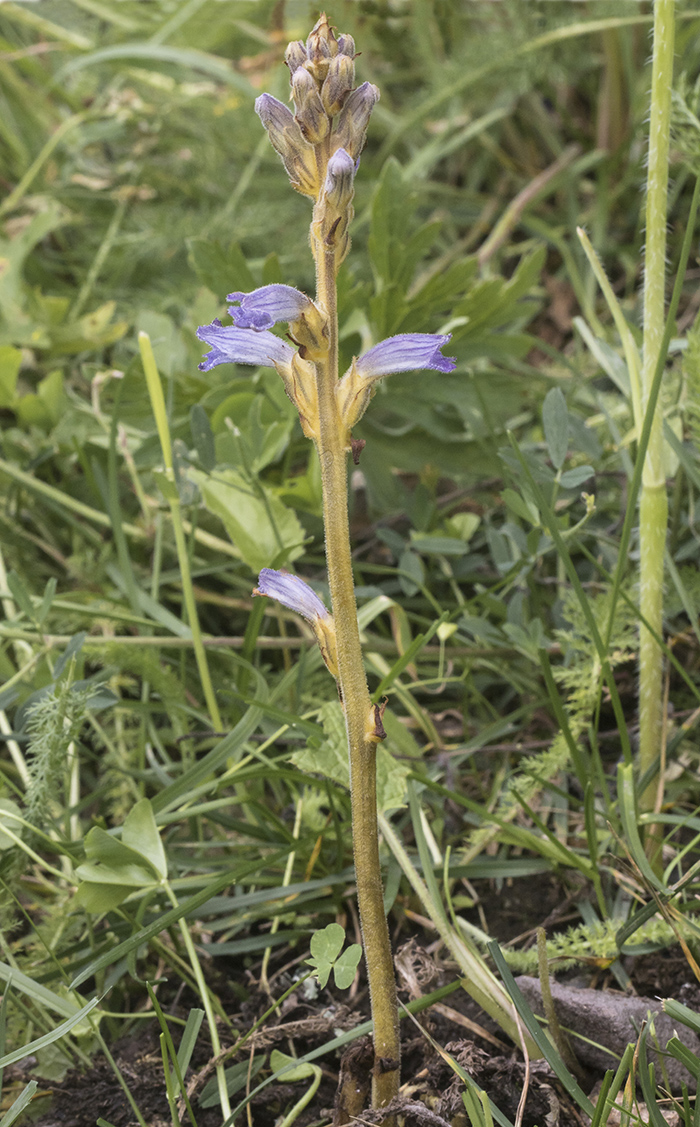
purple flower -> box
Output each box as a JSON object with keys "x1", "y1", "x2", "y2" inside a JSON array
[
  {"x1": 197, "y1": 321, "x2": 294, "y2": 372},
  {"x1": 354, "y1": 334, "x2": 456, "y2": 379},
  {"x1": 227, "y1": 284, "x2": 313, "y2": 331},
  {"x1": 254, "y1": 568, "x2": 330, "y2": 622}
]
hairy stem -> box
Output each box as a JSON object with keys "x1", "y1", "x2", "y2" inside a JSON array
[
  {"x1": 639, "y1": 0, "x2": 674, "y2": 840},
  {"x1": 314, "y1": 246, "x2": 400, "y2": 1108}
]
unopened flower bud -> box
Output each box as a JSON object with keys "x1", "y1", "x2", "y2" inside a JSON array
[
  {"x1": 285, "y1": 40, "x2": 307, "y2": 75},
  {"x1": 255, "y1": 93, "x2": 319, "y2": 197},
  {"x1": 336, "y1": 33, "x2": 355, "y2": 58},
  {"x1": 332, "y1": 81, "x2": 379, "y2": 161},
  {"x1": 292, "y1": 66, "x2": 329, "y2": 144},
  {"x1": 321, "y1": 53, "x2": 355, "y2": 116},
  {"x1": 305, "y1": 13, "x2": 337, "y2": 82},
  {"x1": 311, "y1": 147, "x2": 355, "y2": 268},
  {"x1": 323, "y1": 147, "x2": 355, "y2": 211}
]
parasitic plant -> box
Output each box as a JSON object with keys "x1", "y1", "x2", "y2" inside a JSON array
[{"x1": 196, "y1": 14, "x2": 455, "y2": 1110}]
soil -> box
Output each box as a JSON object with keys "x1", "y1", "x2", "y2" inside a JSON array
[{"x1": 13, "y1": 874, "x2": 700, "y2": 1127}]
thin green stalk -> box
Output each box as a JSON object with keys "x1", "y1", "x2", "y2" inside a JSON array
[
  {"x1": 139, "y1": 332, "x2": 222, "y2": 731},
  {"x1": 314, "y1": 244, "x2": 400, "y2": 1108},
  {"x1": 639, "y1": 0, "x2": 675, "y2": 833}
]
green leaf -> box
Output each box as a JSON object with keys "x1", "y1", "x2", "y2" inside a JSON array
[
  {"x1": 310, "y1": 922, "x2": 345, "y2": 965},
  {"x1": 74, "y1": 881, "x2": 138, "y2": 913},
  {"x1": 560, "y1": 465, "x2": 594, "y2": 489},
  {"x1": 542, "y1": 387, "x2": 569, "y2": 470},
  {"x1": 291, "y1": 702, "x2": 409, "y2": 813},
  {"x1": 333, "y1": 944, "x2": 362, "y2": 990},
  {"x1": 269, "y1": 1049, "x2": 317, "y2": 1082},
  {"x1": 398, "y1": 548, "x2": 424, "y2": 596},
  {"x1": 122, "y1": 799, "x2": 167, "y2": 880},
  {"x1": 82, "y1": 823, "x2": 160, "y2": 878},
  {"x1": 188, "y1": 467, "x2": 304, "y2": 572}
]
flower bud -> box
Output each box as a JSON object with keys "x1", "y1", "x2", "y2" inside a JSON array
[
  {"x1": 285, "y1": 40, "x2": 307, "y2": 75},
  {"x1": 292, "y1": 66, "x2": 329, "y2": 144},
  {"x1": 323, "y1": 146, "x2": 355, "y2": 212},
  {"x1": 332, "y1": 81, "x2": 379, "y2": 161},
  {"x1": 255, "y1": 93, "x2": 319, "y2": 197},
  {"x1": 336, "y1": 33, "x2": 355, "y2": 58},
  {"x1": 311, "y1": 148, "x2": 355, "y2": 268},
  {"x1": 305, "y1": 13, "x2": 337, "y2": 82},
  {"x1": 321, "y1": 53, "x2": 355, "y2": 116}
]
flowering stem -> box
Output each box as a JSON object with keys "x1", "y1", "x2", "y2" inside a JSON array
[
  {"x1": 639, "y1": 0, "x2": 674, "y2": 852},
  {"x1": 314, "y1": 244, "x2": 400, "y2": 1107}
]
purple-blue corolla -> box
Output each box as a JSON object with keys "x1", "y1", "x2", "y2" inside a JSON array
[
  {"x1": 254, "y1": 568, "x2": 330, "y2": 622},
  {"x1": 354, "y1": 333, "x2": 456, "y2": 379},
  {"x1": 227, "y1": 284, "x2": 313, "y2": 331},
  {"x1": 196, "y1": 320, "x2": 294, "y2": 372}
]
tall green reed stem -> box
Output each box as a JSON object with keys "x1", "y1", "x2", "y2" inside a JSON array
[{"x1": 639, "y1": 0, "x2": 674, "y2": 838}]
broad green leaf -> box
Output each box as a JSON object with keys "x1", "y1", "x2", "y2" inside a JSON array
[
  {"x1": 291, "y1": 702, "x2": 409, "y2": 813},
  {"x1": 82, "y1": 823, "x2": 162, "y2": 878},
  {"x1": 75, "y1": 861, "x2": 156, "y2": 887},
  {"x1": 122, "y1": 799, "x2": 167, "y2": 880},
  {"x1": 310, "y1": 922, "x2": 345, "y2": 965},
  {"x1": 189, "y1": 467, "x2": 304, "y2": 572},
  {"x1": 333, "y1": 945, "x2": 362, "y2": 990},
  {"x1": 542, "y1": 387, "x2": 569, "y2": 470}
]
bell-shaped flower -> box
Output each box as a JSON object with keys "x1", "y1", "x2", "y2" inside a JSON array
[
  {"x1": 336, "y1": 332, "x2": 456, "y2": 438},
  {"x1": 227, "y1": 284, "x2": 313, "y2": 331},
  {"x1": 196, "y1": 320, "x2": 294, "y2": 372},
  {"x1": 254, "y1": 568, "x2": 338, "y2": 677}
]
